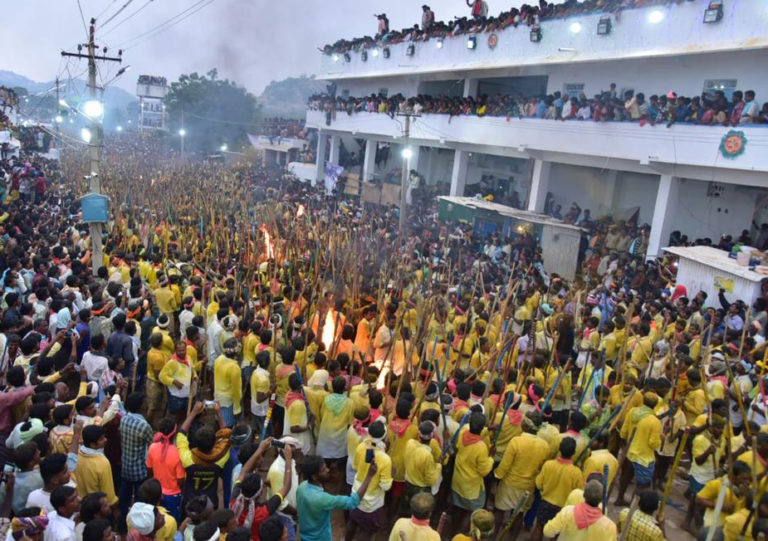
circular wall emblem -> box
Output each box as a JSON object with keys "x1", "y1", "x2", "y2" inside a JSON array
[
  {"x1": 488, "y1": 33, "x2": 499, "y2": 49},
  {"x1": 720, "y1": 130, "x2": 747, "y2": 159}
]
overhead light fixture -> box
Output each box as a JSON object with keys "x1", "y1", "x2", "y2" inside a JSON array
[
  {"x1": 703, "y1": 0, "x2": 723, "y2": 23},
  {"x1": 382, "y1": 47, "x2": 390, "y2": 59},
  {"x1": 371, "y1": 48, "x2": 380, "y2": 57},
  {"x1": 83, "y1": 100, "x2": 104, "y2": 119},
  {"x1": 80, "y1": 128, "x2": 92, "y2": 143},
  {"x1": 361, "y1": 50, "x2": 368, "y2": 62},
  {"x1": 569, "y1": 22, "x2": 582, "y2": 34},
  {"x1": 436, "y1": 39, "x2": 443, "y2": 48},
  {"x1": 466, "y1": 36, "x2": 477, "y2": 49},
  {"x1": 343, "y1": 52, "x2": 351, "y2": 63},
  {"x1": 406, "y1": 44, "x2": 415, "y2": 56},
  {"x1": 530, "y1": 25, "x2": 542, "y2": 42},
  {"x1": 597, "y1": 15, "x2": 611, "y2": 35},
  {"x1": 648, "y1": 10, "x2": 665, "y2": 24}
]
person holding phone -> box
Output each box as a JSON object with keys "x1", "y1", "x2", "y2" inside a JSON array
[{"x1": 346, "y1": 420, "x2": 393, "y2": 540}]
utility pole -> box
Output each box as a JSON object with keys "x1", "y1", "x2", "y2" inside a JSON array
[
  {"x1": 54, "y1": 77, "x2": 61, "y2": 150},
  {"x1": 396, "y1": 112, "x2": 420, "y2": 237},
  {"x1": 62, "y1": 18, "x2": 122, "y2": 276}
]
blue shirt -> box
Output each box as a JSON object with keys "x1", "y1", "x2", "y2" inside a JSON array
[
  {"x1": 296, "y1": 481, "x2": 360, "y2": 541},
  {"x1": 535, "y1": 100, "x2": 548, "y2": 118}
]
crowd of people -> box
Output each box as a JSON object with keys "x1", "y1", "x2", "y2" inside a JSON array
[
  {"x1": 261, "y1": 118, "x2": 308, "y2": 141},
  {"x1": 321, "y1": 0, "x2": 694, "y2": 56},
  {"x1": 3, "y1": 123, "x2": 768, "y2": 541},
  {"x1": 308, "y1": 86, "x2": 767, "y2": 127}
]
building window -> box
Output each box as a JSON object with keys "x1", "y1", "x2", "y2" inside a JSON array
[
  {"x1": 378, "y1": 88, "x2": 388, "y2": 98},
  {"x1": 703, "y1": 79, "x2": 738, "y2": 100},
  {"x1": 563, "y1": 83, "x2": 584, "y2": 99}
]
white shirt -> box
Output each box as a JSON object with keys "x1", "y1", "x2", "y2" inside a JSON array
[
  {"x1": 207, "y1": 320, "x2": 223, "y2": 361},
  {"x1": 179, "y1": 309, "x2": 195, "y2": 340},
  {"x1": 26, "y1": 488, "x2": 54, "y2": 513},
  {"x1": 81, "y1": 351, "x2": 109, "y2": 381},
  {"x1": 44, "y1": 511, "x2": 76, "y2": 541}
]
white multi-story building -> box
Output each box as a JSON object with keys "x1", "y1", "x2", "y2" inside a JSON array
[{"x1": 307, "y1": 0, "x2": 768, "y2": 257}]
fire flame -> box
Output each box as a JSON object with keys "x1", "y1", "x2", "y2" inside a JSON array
[
  {"x1": 262, "y1": 225, "x2": 274, "y2": 259},
  {"x1": 321, "y1": 310, "x2": 335, "y2": 351},
  {"x1": 297, "y1": 204, "x2": 306, "y2": 218}
]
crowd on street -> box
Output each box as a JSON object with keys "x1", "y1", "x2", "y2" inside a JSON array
[{"x1": 2, "y1": 124, "x2": 768, "y2": 541}]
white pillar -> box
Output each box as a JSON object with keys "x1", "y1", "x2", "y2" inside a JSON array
[
  {"x1": 362, "y1": 139, "x2": 376, "y2": 183},
  {"x1": 463, "y1": 78, "x2": 479, "y2": 98},
  {"x1": 450, "y1": 149, "x2": 469, "y2": 196},
  {"x1": 328, "y1": 135, "x2": 340, "y2": 165},
  {"x1": 600, "y1": 170, "x2": 618, "y2": 210},
  {"x1": 315, "y1": 132, "x2": 327, "y2": 185},
  {"x1": 527, "y1": 159, "x2": 551, "y2": 212},
  {"x1": 647, "y1": 174, "x2": 680, "y2": 258}
]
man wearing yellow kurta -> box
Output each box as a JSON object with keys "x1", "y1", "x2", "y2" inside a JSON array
[
  {"x1": 696, "y1": 462, "x2": 752, "y2": 531},
  {"x1": 213, "y1": 339, "x2": 242, "y2": 426},
  {"x1": 403, "y1": 423, "x2": 442, "y2": 495},
  {"x1": 452, "y1": 413, "x2": 494, "y2": 514},
  {"x1": 534, "y1": 437, "x2": 584, "y2": 539},
  {"x1": 159, "y1": 341, "x2": 196, "y2": 421},
  {"x1": 348, "y1": 423, "x2": 393, "y2": 537},
  {"x1": 146, "y1": 333, "x2": 170, "y2": 425},
  {"x1": 316, "y1": 377, "x2": 353, "y2": 460},
  {"x1": 153, "y1": 277, "x2": 179, "y2": 334},
  {"x1": 615, "y1": 393, "x2": 662, "y2": 505},
  {"x1": 543, "y1": 480, "x2": 617, "y2": 541},
  {"x1": 494, "y1": 412, "x2": 550, "y2": 520}
]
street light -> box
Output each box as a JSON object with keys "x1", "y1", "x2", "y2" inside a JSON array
[
  {"x1": 116, "y1": 126, "x2": 123, "y2": 132},
  {"x1": 178, "y1": 129, "x2": 186, "y2": 160},
  {"x1": 401, "y1": 147, "x2": 413, "y2": 159},
  {"x1": 80, "y1": 128, "x2": 92, "y2": 143},
  {"x1": 55, "y1": 115, "x2": 63, "y2": 123},
  {"x1": 83, "y1": 100, "x2": 104, "y2": 119},
  {"x1": 220, "y1": 144, "x2": 228, "y2": 152}
]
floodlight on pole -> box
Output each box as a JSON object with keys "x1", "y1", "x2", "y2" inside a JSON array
[
  {"x1": 178, "y1": 129, "x2": 186, "y2": 137},
  {"x1": 83, "y1": 100, "x2": 104, "y2": 119},
  {"x1": 80, "y1": 128, "x2": 92, "y2": 143},
  {"x1": 401, "y1": 148, "x2": 413, "y2": 159}
]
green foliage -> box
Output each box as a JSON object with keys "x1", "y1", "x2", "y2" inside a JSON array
[{"x1": 165, "y1": 69, "x2": 260, "y2": 155}]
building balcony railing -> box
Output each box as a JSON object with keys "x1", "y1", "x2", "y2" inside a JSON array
[
  {"x1": 306, "y1": 109, "x2": 768, "y2": 176},
  {"x1": 318, "y1": 0, "x2": 768, "y2": 80}
]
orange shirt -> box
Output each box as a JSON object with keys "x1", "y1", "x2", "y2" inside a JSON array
[{"x1": 146, "y1": 441, "x2": 185, "y2": 495}]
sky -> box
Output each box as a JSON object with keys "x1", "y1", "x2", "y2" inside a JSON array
[{"x1": 0, "y1": 0, "x2": 508, "y2": 96}]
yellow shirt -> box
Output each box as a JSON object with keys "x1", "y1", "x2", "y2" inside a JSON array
[
  {"x1": 388, "y1": 420, "x2": 418, "y2": 483},
  {"x1": 684, "y1": 387, "x2": 708, "y2": 424},
  {"x1": 404, "y1": 438, "x2": 442, "y2": 488},
  {"x1": 600, "y1": 332, "x2": 617, "y2": 362},
  {"x1": 452, "y1": 434, "x2": 494, "y2": 500},
  {"x1": 389, "y1": 517, "x2": 440, "y2": 541},
  {"x1": 723, "y1": 508, "x2": 753, "y2": 541},
  {"x1": 543, "y1": 505, "x2": 617, "y2": 541},
  {"x1": 583, "y1": 449, "x2": 619, "y2": 487},
  {"x1": 154, "y1": 286, "x2": 179, "y2": 315},
  {"x1": 242, "y1": 332, "x2": 260, "y2": 367},
  {"x1": 495, "y1": 433, "x2": 550, "y2": 491},
  {"x1": 352, "y1": 440, "x2": 393, "y2": 513},
  {"x1": 213, "y1": 355, "x2": 242, "y2": 414},
  {"x1": 147, "y1": 347, "x2": 170, "y2": 382},
  {"x1": 75, "y1": 451, "x2": 118, "y2": 505},
  {"x1": 630, "y1": 335, "x2": 653, "y2": 370},
  {"x1": 698, "y1": 475, "x2": 746, "y2": 528},
  {"x1": 620, "y1": 407, "x2": 662, "y2": 467},
  {"x1": 535, "y1": 458, "x2": 584, "y2": 507}
]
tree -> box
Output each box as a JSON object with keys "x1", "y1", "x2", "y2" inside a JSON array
[{"x1": 165, "y1": 69, "x2": 260, "y2": 155}]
